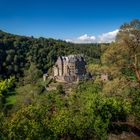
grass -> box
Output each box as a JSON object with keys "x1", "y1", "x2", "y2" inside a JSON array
[{"x1": 6, "y1": 94, "x2": 16, "y2": 105}]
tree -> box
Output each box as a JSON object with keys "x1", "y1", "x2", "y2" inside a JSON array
[
  {"x1": 0, "y1": 77, "x2": 15, "y2": 109},
  {"x1": 23, "y1": 63, "x2": 43, "y2": 85},
  {"x1": 116, "y1": 19, "x2": 140, "y2": 87},
  {"x1": 0, "y1": 77, "x2": 15, "y2": 96},
  {"x1": 101, "y1": 20, "x2": 140, "y2": 128},
  {"x1": 7, "y1": 104, "x2": 53, "y2": 140}
]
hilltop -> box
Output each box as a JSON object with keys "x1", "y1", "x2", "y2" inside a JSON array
[{"x1": 0, "y1": 30, "x2": 100, "y2": 79}]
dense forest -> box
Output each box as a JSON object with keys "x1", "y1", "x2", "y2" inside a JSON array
[
  {"x1": 0, "y1": 30, "x2": 100, "y2": 78},
  {"x1": 0, "y1": 19, "x2": 140, "y2": 140}
]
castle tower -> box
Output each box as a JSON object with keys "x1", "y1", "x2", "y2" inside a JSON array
[
  {"x1": 53, "y1": 54, "x2": 87, "y2": 82},
  {"x1": 57, "y1": 56, "x2": 63, "y2": 76}
]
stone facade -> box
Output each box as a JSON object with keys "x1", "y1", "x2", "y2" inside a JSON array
[{"x1": 53, "y1": 55, "x2": 87, "y2": 82}]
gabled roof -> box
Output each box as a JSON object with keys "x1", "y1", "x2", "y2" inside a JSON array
[{"x1": 58, "y1": 54, "x2": 84, "y2": 63}]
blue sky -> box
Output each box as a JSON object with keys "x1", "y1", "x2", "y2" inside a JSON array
[{"x1": 0, "y1": 0, "x2": 140, "y2": 43}]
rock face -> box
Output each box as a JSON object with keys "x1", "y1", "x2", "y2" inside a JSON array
[{"x1": 53, "y1": 55, "x2": 87, "y2": 82}]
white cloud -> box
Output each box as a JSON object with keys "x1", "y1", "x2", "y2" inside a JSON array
[
  {"x1": 66, "y1": 34, "x2": 96, "y2": 44},
  {"x1": 98, "y1": 29, "x2": 119, "y2": 43},
  {"x1": 65, "y1": 39, "x2": 73, "y2": 42},
  {"x1": 77, "y1": 34, "x2": 96, "y2": 43},
  {"x1": 66, "y1": 29, "x2": 119, "y2": 43}
]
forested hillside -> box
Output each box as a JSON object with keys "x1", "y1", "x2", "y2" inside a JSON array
[
  {"x1": 0, "y1": 30, "x2": 100, "y2": 78},
  {"x1": 0, "y1": 20, "x2": 140, "y2": 140}
]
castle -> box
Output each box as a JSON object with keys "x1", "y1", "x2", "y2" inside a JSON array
[{"x1": 53, "y1": 55, "x2": 87, "y2": 82}]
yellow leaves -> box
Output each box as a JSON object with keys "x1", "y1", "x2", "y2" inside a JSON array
[
  {"x1": 102, "y1": 77, "x2": 129, "y2": 96},
  {"x1": 48, "y1": 109, "x2": 71, "y2": 135},
  {"x1": 0, "y1": 77, "x2": 15, "y2": 96},
  {"x1": 87, "y1": 64, "x2": 110, "y2": 74},
  {"x1": 101, "y1": 42, "x2": 128, "y2": 67},
  {"x1": 87, "y1": 64, "x2": 100, "y2": 73},
  {"x1": 0, "y1": 80, "x2": 7, "y2": 96}
]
